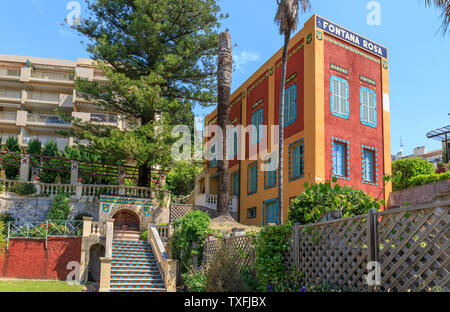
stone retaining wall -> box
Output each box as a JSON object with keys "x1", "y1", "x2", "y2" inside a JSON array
[{"x1": 0, "y1": 194, "x2": 99, "y2": 222}]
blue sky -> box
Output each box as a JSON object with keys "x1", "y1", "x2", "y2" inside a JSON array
[{"x1": 0, "y1": 0, "x2": 448, "y2": 155}]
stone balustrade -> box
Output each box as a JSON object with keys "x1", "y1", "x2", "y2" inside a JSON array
[{"x1": 0, "y1": 179, "x2": 156, "y2": 201}]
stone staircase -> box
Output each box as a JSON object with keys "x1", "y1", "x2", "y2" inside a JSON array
[
  {"x1": 113, "y1": 230, "x2": 141, "y2": 241},
  {"x1": 110, "y1": 240, "x2": 166, "y2": 292}
]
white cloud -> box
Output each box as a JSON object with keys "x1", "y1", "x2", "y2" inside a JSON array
[{"x1": 233, "y1": 50, "x2": 260, "y2": 73}]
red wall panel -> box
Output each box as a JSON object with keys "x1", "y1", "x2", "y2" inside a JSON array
[
  {"x1": 0, "y1": 237, "x2": 82, "y2": 280},
  {"x1": 323, "y1": 35, "x2": 385, "y2": 203},
  {"x1": 274, "y1": 40, "x2": 305, "y2": 139}
]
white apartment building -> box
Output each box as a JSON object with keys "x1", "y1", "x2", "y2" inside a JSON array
[{"x1": 0, "y1": 54, "x2": 129, "y2": 151}]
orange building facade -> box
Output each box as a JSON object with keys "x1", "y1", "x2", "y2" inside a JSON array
[{"x1": 194, "y1": 15, "x2": 392, "y2": 226}]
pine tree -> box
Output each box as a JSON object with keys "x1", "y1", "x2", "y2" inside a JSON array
[{"x1": 68, "y1": 0, "x2": 225, "y2": 186}]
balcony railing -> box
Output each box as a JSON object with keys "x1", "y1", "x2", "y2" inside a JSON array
[
  {"x1": 31, "y1": 70, "x2": 74, "y2": 82},
  {"x1": 0, "y1": 68, "x2": 20, "y2": 77},
  {"x1": 195, "y1": 193, "x2": 238, "y2": 212},
  {"x1": 0, "y1": 111, "x2": 16, "y2": 121},
  {"x1": 27, "y1": 91, "x2": 60, "y2": 103},
  {"x1": 90, "y1": 113, "x2": 118, "y2": 124},
  {"x1": 27, "y1": 114, "x2": 71, "y2": 125},
  {"x1": 0, "y1": 89, "x2": 21, "y2": 99}
]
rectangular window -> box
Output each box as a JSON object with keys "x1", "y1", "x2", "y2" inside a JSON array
[
  {"x1": 210, "y1": 143, "x2": 217, "y2": 168},
  {"x1": 228, "y1": 128, "x2": 238, "y2": 158},
  {"x1": 247, "y1": 161, "x2": 258, "y2": 195},
  {"x1": 247, "y1": 207, "x2": 256, "y2": 219},
  {"x1": 363, "y1": 149, "x2": 375, "y2": 182},
  {"x1": 264, "y1": 155, "x2": 277, "y2": 190},
  {"x1": 360, "y1": 87, "x2": 377, "y2": 127},
  {"x1": 251, "y1": 108, "x2": 263, "y2": 144},
  {"x1": 231, "y1": 171, "x2": 240, "y2": 196},
  {"x1": 284, "y1": 84, "x2": 297, "y2": 126},
  {"x1": 334, "y1": 142, "x2": 347, "y2": 177},
  {"x1": 331, "y1": 76, "x2": 349, "y2": 118},
  {"x1": 289, "y1": 138, "x2": 304, "y2": 182}
]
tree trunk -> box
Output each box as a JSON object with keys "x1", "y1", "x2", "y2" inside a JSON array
[
  {"x1": 216, "y1": 32, "x2": 232, "y2": 217},
  {"x1": 277, "y1": 31, "x2": 291, "y2": 225}
]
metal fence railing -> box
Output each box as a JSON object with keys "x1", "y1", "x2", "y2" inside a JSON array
[{"x1": 6, "y1": 220, "x2": 83, "y2": 250}]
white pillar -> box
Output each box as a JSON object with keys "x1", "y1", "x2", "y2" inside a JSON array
[{"x1": 19, "y1": 154, "x2": 30, "y2": 181}]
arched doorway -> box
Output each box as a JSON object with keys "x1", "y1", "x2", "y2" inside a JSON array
[
  {"x1": 88, "y1": 244, "x2": 105, "y2": 283},
  {"x1": 113, "y1": 209, "x2": 140, "y2": 231}
]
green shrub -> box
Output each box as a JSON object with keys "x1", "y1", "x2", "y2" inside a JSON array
[
  {"x1": 4, "y1": 137, "x2": 20, "y2": 179},
  {"x1": 9, "y1": 182, "x2": 37, "y2": 195},
  {"x1": 41, "y1": 140, "x2": 59, "y2": 183},
  {"x1": 288, "y1": 181, "x2": 378, "y2": 225},
  {"x1": 0, "y1": 212, "x2": 15, "y2": 224},
  {"x1": 0, "y1": 221, "x2": 6, "y2": 255},
  {"x1": 47, "y1": 193, "x2": 71, "y2": 220},
  {"x1": 27, "y1": 138, "x2": 42, "y2": 155},
  {"x1": 408, "y1": 171, "x2": 450, "y2": 188},
  {"x1": 141, "y1": 229, "x2": 148, "y2": 241},
  {"x1": 205, "y1": 243, "x2": 248, "y2": 292},
  {"x1": 182, "y1": 266, "x2": 208, "y2": 292},
  {"x1": 254, "y1": 223, "x2": 298, "y2": 292},
  {"x1": 392, "y1": 158, "x2": 435, "y2": 191},
  {"x1": 169, "y1": 211, "x2": 210, "y2": 272},
  {"x1": 166, "y1": 161, "x2": 202, "y2": 196}
]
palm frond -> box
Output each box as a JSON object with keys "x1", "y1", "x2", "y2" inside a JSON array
[
  {"x1": 274, "y1": 0, "x2": 311, "y2": 34},
  {"x1": 425, "y1": 0, "x2": 450, "y2": 34}
]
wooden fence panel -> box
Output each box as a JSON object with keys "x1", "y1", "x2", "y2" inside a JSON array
[{"x1": 376, "y1": 204, "x2": 449, "y2": 291}]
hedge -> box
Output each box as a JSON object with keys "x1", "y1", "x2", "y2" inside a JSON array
[{"x1": 408, "y1": 172, "x2": 450, "y2": 188}]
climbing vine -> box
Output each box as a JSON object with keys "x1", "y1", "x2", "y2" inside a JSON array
[{"x1": 254, "y1": 223, "x2": 302, "y2": 291}]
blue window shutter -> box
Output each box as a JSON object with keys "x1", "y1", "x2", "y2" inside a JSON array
[
  {"x1": 335, "y1": 142, "x2": 346, "y2": 176},
  {"x1": 364, "y1": 150, "x2": 374, "y2": 181}
]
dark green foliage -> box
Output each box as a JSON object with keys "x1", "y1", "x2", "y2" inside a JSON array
[
  {"x1": 26, "y1": 139, "x2": 42, "y2": 155},
  {"x1": 47, "y1": 193, "x2": 71, "y2": 220},
  {"x1": 182, "y1": 266, "x2": 208, "y2": 292},
  {"x1": 392, "y1": 158, "x2": 435, "y2": 191},
  {"x1": 288, "y1": 181, "x2": 378, "y2": 225},
  {"x1": 254, "y1": 223, "x2": 295, "y2": 291},
  {"x1": 166, "y1": 161, "x2": 202, "y2": 196},
  {"x1": 4, "y1": 137, "x2": 20, "y2": 179},
  {"x1": 169, "y1": 211, "x2": 211, "y2": 272},
  {"x1": 205, "y1": 243, "x2": 248, "y2": 292},
  {"x1": 0, "y1": 221, "x2": 6, "y2": 255},
  {"x1": 0, "y1": 212, "x2": 15, "y2": 224},
  {"x1": 408, "y1": 171, "x2": 450, "y2": 188},
  {"x1": 9, "y1": 183, "x2": 37, "y2": 195},
  {"x1": 41, "y1": 140, "x2": 59, "y2": 183},
  {"x1": 64, "y1": 0, "x2": 226, "y2": 185}
]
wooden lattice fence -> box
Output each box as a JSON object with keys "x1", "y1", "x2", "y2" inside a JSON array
[
  {"x1": 201, "y1": 201, "x2": 449, "y2": 292},
  {"x1": 203, "y1": 235, "x2": 256, "y2": 271}
]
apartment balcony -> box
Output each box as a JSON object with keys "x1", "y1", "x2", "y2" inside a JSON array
[
  {"x1": 22, "y1": 136, "x2": 70, "y2": 150},
  {"x1": 27, "y1": 113, "x2": 71, "y2": 128},
  {"x1": 0, "y1": 89, "x2": 22, "y2": 103},
  {"x1": 90, "y1": 113, "x2": 118, "y2": 126},
  {"x1": 0, "y1": 111, "x2": 17, "y2": 124},
  {"x1": 194, "y1": 193, "x2": 238, "y2": 213},
  {"x1": 30, "y1": 70, "x2": 74, "y2": 85},
  {"x1": 25, "y1": 91, "x2": 73, "y2": 108},
  {"x1": 0, "y1": 68, "x2": 21, "y2": 81}
]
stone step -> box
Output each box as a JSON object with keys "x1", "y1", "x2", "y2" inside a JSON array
[
  {"x1": 112, "y1": 251, "x2": 154, "y2": 257},
  {"x1": 110, "y1": 288, "x2": 166, "y2": 293},
  {"x1": 111, "y1": 274, "x2": 162, "y2": 279},
  {"x1": 111, "y1": 279, "x2": 164, "y2": 285},
  {"x1": 112, "y1": 246, "x2": 151, "y2": 252},
  {"x1": 113, "y1": 239, "x2": 147, "y2": 246},
  {"x1": 111, "y1": 269, "x2": 161, "y2": 275},
  {"x1": 111, "y1": 264, "x2": 158, "y2": 270},
  {"x1": 112, "y1": 255, "x2": 155, "y2": 261},
  {"x1": 110, "y1": 283, "x2": 166, "y2": 289},
  {"x1": 112, "y1": 259, "x2": 156, "y2": 265}
]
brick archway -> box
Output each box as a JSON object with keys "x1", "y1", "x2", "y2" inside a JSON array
[{"x1": 112, "y1": 209, "x2": 140, "y2": 231}]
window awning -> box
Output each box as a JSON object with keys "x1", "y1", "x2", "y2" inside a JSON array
[{"x1": 426, "y1": 125, "x2": 450, "y2": 141}]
